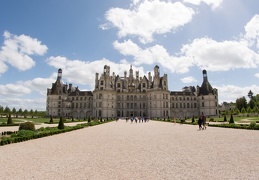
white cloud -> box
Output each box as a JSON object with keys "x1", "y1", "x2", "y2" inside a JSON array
[
  {"x1": 244, "y1": 14, "x2": 259, "y2": 49},
  {"x1": 181, "y1": 76, "x2": 197, "y2": 83},
  {"x1": 0, "y1": 84, "x2": 31, "y2": 96},
  {"x1": 216, "y1": 84, "x2": 259, "y2": 103},
  {"x1": 113, "y1": 39, "x2": 193, "y2": 73},
  {"x1": 255, "y1": 73, "x2": 259, "y2": 78},
  {"x1": 0, "y1": 97, "x2": 46, "y2": 111},
  {"x1": 183, "y1": 0, "x2": 223, "y2": 10},
  {"x1": 105, "y1": 0, "x2": 195, "y2": 43},
  {"x1": 0, "y1": 31, "x2": 48, "y2": 74},
  {"x1": 46, "y1": 56, "x2": 146, "y2": 88},
  {"x1": 181, "y1": 37, "x2": 259, "y2": 71}
]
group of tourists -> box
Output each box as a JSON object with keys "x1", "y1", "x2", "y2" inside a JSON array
[
  {"x1": 198, "y1": 112, "x2": 207, "y2": 130},
  {"x1": 125, "y1": 117, "x2": 149, "y2": 123}
]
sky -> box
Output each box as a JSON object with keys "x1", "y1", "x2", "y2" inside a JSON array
[{"x1": 0, "y1": 0, "x2": 259, "y2": 111}]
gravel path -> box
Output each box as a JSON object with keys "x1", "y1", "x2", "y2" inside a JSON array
[{"x1": 1, "y1": 120, "x2": 259, "y2": 180}]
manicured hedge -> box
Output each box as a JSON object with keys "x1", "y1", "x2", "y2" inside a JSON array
[
  {"x1": 152, "y1": 118, "x2": 259, "y2": 130},
  {"x1": 0, "y1": 119, "x2": 114, "y2": 146}
]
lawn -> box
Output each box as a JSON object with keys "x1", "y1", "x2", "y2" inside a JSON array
[
  {"x1": 0, "y1": 117, "x2": 88, "y2": 125},
  {"x1": 187, "y1": 115, "x2": 259, "y2": 123}
]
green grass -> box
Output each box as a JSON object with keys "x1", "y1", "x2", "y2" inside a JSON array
[
  {"x1": 0, "y1": 118, "x2": 24, "y2": 123},
  {"x1": 186, "y1": 115, "x2": 259, "y2": 123},
  {"x1": 0, "y1": 117, "x2": 88, "y2": 125}
]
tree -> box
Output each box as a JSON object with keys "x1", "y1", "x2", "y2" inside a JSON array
[
  {"x1": 4, "y1": 106, "x2": 10, "y2": 115},
  {"x1": 7, "y1": 113, "x2": 13, "y2": 124},
  {"x1": 229, "y1": 114, "x2": 234, "y2": 124},
  {"x1": 18, "y1": 108, "x2": 23, "y2": 117},
  {"x1": 236, "y1": 97, "x2": 248, "y2": 111},
  {"x1": 0, "y1": 105, "x2": 3, "y2": 117},
  {"x1": 254, "y1": 106, "x2": 259, "y2": 115},
  {"x1": 49, "y1": 115, "x2": 53, "y2": 123},
  {"x1": 247, "y1": 107, "x2": 252, "y2": 116},
  {"x1": 34, "y1": 110, "x2": 38, "y2": 117},
  {"x1": 58, "y1": 116, "x2": 65, "y2": 129},
  {"x1": 224, "y1": 115, "x2": 227, "y2": 122},
  {"x1": 241, "y1": 107, "x2": 246, "y2": 116},
  {"x1": 248, "y1": 90, "x2": 253, "y2": 99},
  {"x1": 249, "y1": 99, "x2": 256, "y2": 109},
  {"x1": 12, "y1": 107, "x2": 16, "y2": 114},
  {"x1": 30, "y1": 109, "x2": 34, "y2": 118},
  {"x1": 23, "y1": 109, "x2": 28, "y2": 118},
  {"x1": 234, "y1": 108, "x2": 240, "y2": 115}
]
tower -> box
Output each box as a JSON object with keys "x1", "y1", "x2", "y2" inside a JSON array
[{"x1": 197, "y1": 70, "x2": 218, "y2": 116}]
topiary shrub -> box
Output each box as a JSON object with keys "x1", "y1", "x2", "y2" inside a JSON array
[
  {"x1": 58, "y1": 116, "x2": 65, "y2": 129},
  {"x1": 19, "y1": 122, "x2": 35, "y2": 131},
  {"x1": 224, "y1": 115, "x2": 227, "y2": 122},
  {"x1": 191, "y1": 116, "x2": 195, "y2": 123},
  {"x1": 7, "y1": 114, "x2": 13, "y2": 124},
  {"x1": 229, "y1": 114, "x2": 234, "y2": 124},
  {"x1": 249, "y1": 121, "x2": 256, "y2": 129},
  {"x1": 49, "y1": 116, "x2": 53, "y2": 123}
]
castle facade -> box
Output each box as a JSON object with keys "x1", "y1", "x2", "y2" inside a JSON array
[{"x1": 46, "y1": 65, "x2": 218, "y2": 119}]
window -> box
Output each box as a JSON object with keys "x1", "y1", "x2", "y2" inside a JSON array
[
  {"x1": 118, "y1": 83, "x2": 121, "y2": 88},
  {"x1": 100, "y1": 81, "x2": 104, "y2": 85},
  {"x1": 143, "y1": 83, "x2": 146, "y2": 88}
]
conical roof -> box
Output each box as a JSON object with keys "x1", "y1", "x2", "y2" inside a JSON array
[{"x1": 198, "y1": 70, "x2": 214, "y2": 95}]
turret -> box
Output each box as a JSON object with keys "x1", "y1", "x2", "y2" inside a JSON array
[
  {"x1": 154, "y1": 65, "x2": 159, "y2": 77},
  {"x1": 203, "y1": 70, "x2": 208, "y2": 81}
]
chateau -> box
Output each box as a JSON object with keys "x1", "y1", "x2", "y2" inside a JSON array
[{"x1": 46, "y1": 65, "x2": 218, "y2": 119}]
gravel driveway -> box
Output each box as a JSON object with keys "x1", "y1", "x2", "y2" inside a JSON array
[{"x1": 0, "y1": 120, "x2": 259, "y2": 180}]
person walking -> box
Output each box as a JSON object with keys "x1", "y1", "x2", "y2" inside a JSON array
[
  {"x1": 201, "y1": 112, "x2": 206, "y2": 130},
  {"x1": 198, "y1": 115, "x2": 203, "y2": 130}
]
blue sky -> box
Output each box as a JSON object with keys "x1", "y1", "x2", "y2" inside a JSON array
[{"x1": 0, "y1": 0, "x2": 259, "y2": 111}]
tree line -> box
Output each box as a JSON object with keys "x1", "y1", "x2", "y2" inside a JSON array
[
  {"x1": 0, "y1": 105, "x2": 46, "y2": 118},
  {"x1": 228, "y1": 90, "x2": 259, "y2": 115}
]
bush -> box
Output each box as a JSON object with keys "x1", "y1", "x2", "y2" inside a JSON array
[
  {"x1": 7, "y1": 114, "x2": 13, "y2": 124},
  {"x1": 49, "y1": 116, "x2": 53, "y2": 123},
  {"x1": 19, "y1": 122, "x2": 35, "y2": 131},
  {"x1": 17, "y1": 130, "x2": 37, "y2": 137},
  {"x1": 191, "y1": 116, "x2": 195, "y2": 123},
  {"x1": 249, "y1": 121, "x2": 256, "y2": 129},
  {"x1": 58, "y1": 116, "x2": 65, "y2": 129},
  {"x1": 210, "y1": 118, "x2": 214, "y2": 122},
  {"x1": 229, "y1": 114, "x2": 234, "y2": 124},
  {"x1": 224, "y1": 115, "x2": 227, "y2": 122}
]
